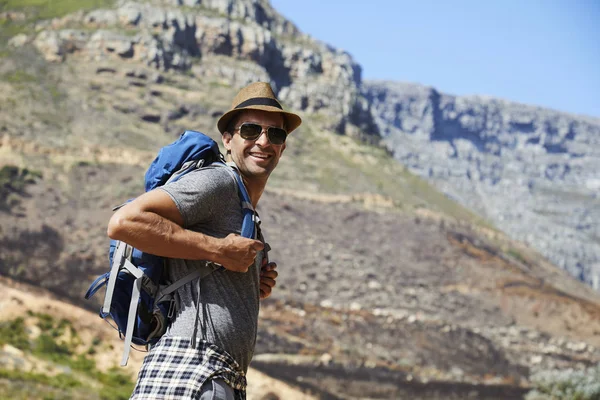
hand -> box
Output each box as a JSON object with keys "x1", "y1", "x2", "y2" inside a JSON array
[
  {"x1": 259, "y1": 258, "x2": 278, "y2": 300},
  {"x1": 216, "y1": 234, "x2": 264, "y2": 272}
]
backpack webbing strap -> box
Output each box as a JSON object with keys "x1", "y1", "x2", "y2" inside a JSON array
[
  {"x1": 191, "y1": 278, "x2": 202, "y2": 349},
  {"x1": 155, "y1": 263, "x2": 220, "y2": 303},
  {"x1": 122, "y1": 274, "x2": 142, "y2": 366},
  {"x1": 103, "y1": 242, "x2": 143, "y2": 313},
  {"x1": 103, "y1": 241, "x2": 128, "y2": 314},
  {"x1": 104, "y1": 241, "x2": 145, "y2": 366},
  {"x1": 153, "y1": 262, "x2": 223, "y2": 351}
]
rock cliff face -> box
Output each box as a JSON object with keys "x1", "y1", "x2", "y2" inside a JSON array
[
  {"x1": 9, "y1": 0, "x2": 598, "y2": 287},
  {"x1": 28, "y1": 0, "x2": 377, "y2": 139},
  {"x1": 364, "y1": 81, "x2": 600, "y2": 286}
]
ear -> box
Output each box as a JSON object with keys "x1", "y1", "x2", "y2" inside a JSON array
[{"x1": 222, "y1": 132, "x2": 233, "y2": 151}]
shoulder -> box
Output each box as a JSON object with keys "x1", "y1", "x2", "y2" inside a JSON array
[
  {"x1": 157, "y1": 164, "x2": 239, "y2": 226},
  {"x1": 162, "y1": 163, "x2": 236, "y2": 196},
  {"x1": 176, "y1": 163, "x2": 231, "y2": 183},
  {"x1": 190, "y1": 163, "x2": 235, "y2": 187}
]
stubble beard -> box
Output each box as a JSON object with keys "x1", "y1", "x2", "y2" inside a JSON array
[{"x1": 237, "y1": 154, "x2": 277, "y2": 183}]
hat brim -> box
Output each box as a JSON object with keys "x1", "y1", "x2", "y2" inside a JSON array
[{"x1": 217, "y1": 104, "x2": 302, "y2": 135}]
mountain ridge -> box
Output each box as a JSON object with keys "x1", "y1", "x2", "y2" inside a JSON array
[
  {"x1": 364, "y1": 80, "x2": 600, "y2": 287},
  {"x1": 366, "y1": 79, "x2": 600, "y2": 121}
]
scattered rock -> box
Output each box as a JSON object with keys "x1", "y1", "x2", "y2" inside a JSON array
[
  {"x1": 84, "y1": 9, "x2": 118, "y2": 26},
  {"x1": 320, "y1": 299, "x2": 333, "y2": 308},
  {"x1": 8, "y1": 34, "x2": 28, "y2": 48},
  {"x1": 117, "y1": 3, "x2": 142, "y2": 26},
  {"x1": 164, "y1": 105, "x2": 189, "y2": 121},
  {"x1": 96, "y1": 67, "x2": 117, "y2": 74},
  {"x1": 530, "y1": 355, "x2": 543, "y2": 364},
  {"x1": 367, "y1": 280, "x2": 382, "y2": 290},
  {"x1": 87, "y1": 30, "x2": 134, "y2": 59},
  {"x1": 0, "y1": 11, "x2": 26, "y2": 22},
  {"x1": 319, "y1": 353, "x2": 332, "y2": 365},
  {"x1": 140, "y1": 112, "x2": 161, "y2": 123},
  {"x1": 151, "y1": 73, "x2": 164, "y2": 84},
  {"x1": 33, "y1": 30, "x2": 65, "y2": 62},
  {"x1": 125, "y1": 69, "x2": 148, "y2": 79}
]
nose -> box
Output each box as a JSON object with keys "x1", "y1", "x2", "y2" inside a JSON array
[{"x1": 255, "y1": 129, "x2": 270, "y2": 146}]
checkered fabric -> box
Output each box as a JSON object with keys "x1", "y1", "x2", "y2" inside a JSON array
[{"x1": 130, "y1": 337, "x2": 247, "y2": 400}]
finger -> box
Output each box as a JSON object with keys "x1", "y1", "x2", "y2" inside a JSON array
[
  {"x1": 251, "y1": 240, "x2": 265, "y2": 251},
  {"x1": 261, "y1": 262, "x2": 277, "y2": 272},
  {"x1": 260, "y1": 277, "x2": 276, "y2": 288},
  {"x1": 260, "y1": 289, "x2": 269, "y2": 300},
  {"x1": 260, "y1": 282, "x2": 272, "y2": 295},
  {"x1": 260, "y1": 271, "x2": 275, "y2": 282},
  {"x1": 266, "y1": 262, "x2": 277, "y2": 270},
  {"x1": 260, "y1": 270, "x2": 278, "y2": 280}
]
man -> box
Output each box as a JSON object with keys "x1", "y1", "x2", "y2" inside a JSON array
[{"x1": 107, "y1": 82, "x2": 301, "y2": 399}]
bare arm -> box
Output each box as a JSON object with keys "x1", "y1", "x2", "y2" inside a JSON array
[{"x1": 107, "y1": 189, "x2": 263, "y2": 272}]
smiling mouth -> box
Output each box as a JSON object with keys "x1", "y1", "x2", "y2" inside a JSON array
[{"x1": 248, "y1": 152, "x2": 272, "y2": 160}]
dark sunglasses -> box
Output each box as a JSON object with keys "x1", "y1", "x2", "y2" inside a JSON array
[{"x1": 235, "y1": 123, "x2": 287, "y2": 145}]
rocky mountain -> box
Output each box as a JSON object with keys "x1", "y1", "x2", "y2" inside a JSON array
[
  {"x1": 364, "y1": 81, "x2": 600, "y2": 288},
  {"x1": 1, "y1": 0, "x2": 600, "y2": 399},
  {"x1": 19, "y1": 0, "x2": 378, "y2": 140}
]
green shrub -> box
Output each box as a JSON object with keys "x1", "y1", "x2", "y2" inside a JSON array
[
  {"x1": 0, "y1": 314, "x2": 135, "y2": 399},
  {"x1": 0, "y1": 368, "x2": 82, "y2": 390},
  {"x1": 526, "y1": 363, "x2": 600, "y2": 400},
  {"x1": 2, "y1": 70, "x2": 36, "y2": 84},
  {"x1": 35, "y1": 313, "x2": 54, "y2": 331},
  {"x1": 0, "y1": 317, "x2": 30, "y2": 350},
  {"x1": 70, "y1": 354, "x2": 95, "y2": 372},
  {"x1": 34, "y1": 334, "x2": 73, "y2": 362},
  {"x1": 0, "y1": 0, "x2": 116, "y2": 21},
  {"x1": 0, "y1": 165, "x2": 41, "y2": 190},
  {"x1": 0, "y1": 165, "x2": 42, "y2": 210},
  {"x1": 97, "y1": 368, "x2": 135, "y2": 400}
]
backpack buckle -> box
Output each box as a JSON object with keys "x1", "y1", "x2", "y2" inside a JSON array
[{"x1": 167, "y1": 298, "x2": 176, "y2": 319}]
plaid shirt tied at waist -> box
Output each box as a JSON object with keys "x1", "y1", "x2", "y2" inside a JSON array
[{"x1": 131, "y1": 337, "x2": 247, "y2": 400}]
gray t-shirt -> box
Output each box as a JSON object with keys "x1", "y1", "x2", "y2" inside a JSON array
[{"x1": 159, "y1": 164, "x2": 261, "y2": 373}]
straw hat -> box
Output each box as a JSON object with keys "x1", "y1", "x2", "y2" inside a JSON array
[{"x1": 217, "y1": 82, "x2": 302, "y2": 135}]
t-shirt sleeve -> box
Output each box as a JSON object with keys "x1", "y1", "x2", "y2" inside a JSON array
[{"x1": 158, "y1": 166, "x2": 237, "y2": 228}]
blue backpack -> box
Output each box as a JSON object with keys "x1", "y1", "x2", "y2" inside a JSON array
[{"x1": 85, "y1": 130, "x2": 256, "y2": 366}]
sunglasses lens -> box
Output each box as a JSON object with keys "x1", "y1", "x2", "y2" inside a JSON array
[
  {"x1": 267, "y1": 127, "x2": 287, "y2": 145},
  {"x1": 238, "y1": 123, "x2": 287, "y2": 145},
  {"x1": 239, "y1": 123, "x2": 262, "y2": 140}
]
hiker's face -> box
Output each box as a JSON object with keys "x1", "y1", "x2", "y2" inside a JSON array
[{"x1": 223, "y1": 110, "x2": 286, "y2": 181}]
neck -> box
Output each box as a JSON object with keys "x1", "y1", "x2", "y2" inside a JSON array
[
  {"x1": 242, "y1": 175, "x2": 267, "y2": 208},
  {"x1": 226, "y1": 155, "x2": 268, "y2": 208}
]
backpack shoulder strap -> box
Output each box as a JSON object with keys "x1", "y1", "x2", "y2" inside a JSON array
[
  {"x1": 223, "y1": 162, "x2": 253, "y2": 207},
  {"x1": 223, "y1": 162, "x2": 256, "y2": 238}
]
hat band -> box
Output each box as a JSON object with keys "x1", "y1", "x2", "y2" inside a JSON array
[{"x1": 235, "y1": 97, "x2": 282, "y2": 110}]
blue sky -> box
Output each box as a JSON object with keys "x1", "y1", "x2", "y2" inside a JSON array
[{"x1": 270, "y1": 0, "x2": 600, "y2": 118}]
